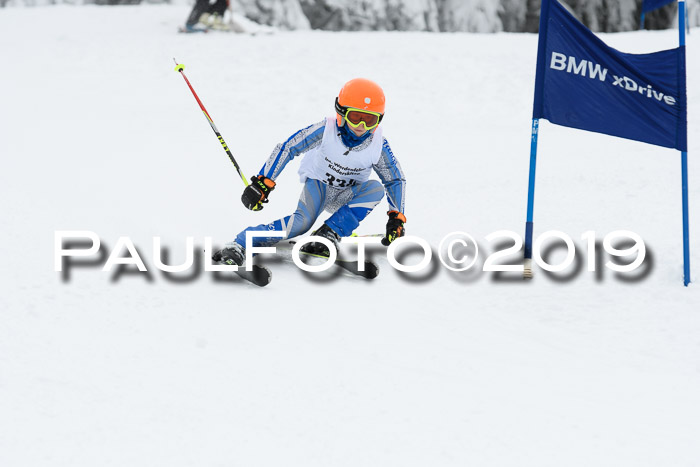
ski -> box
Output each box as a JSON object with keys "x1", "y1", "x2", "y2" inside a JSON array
[
  {"x1": 234, "y1": 264, "x2": 272, "y2": 287},
  {"x1": 178, "y1": 26, "x2": 209, "y2": 34},
  {"x1": 300, "y1": 250, "x2": 379, "y2": 279},
  {"x1": 212, "y1": 252, "x2": 272, "y2": 287},
  {"x1": 283, "y1": 241, "x2": 379, "y2": 279}
]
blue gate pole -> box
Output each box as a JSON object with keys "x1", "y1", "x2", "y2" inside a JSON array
[
  {"x1": 640, "y1": 12, "x2": 645, "y2": 30},
  {"x1": 524, "y1": 118, "x2": 540, "y2": 278},
  {"x1": 682, "y1": 151, "x2": 690, "y2": 286},
  {"x1": 680, "y1": 0, "x2": 691, "y2": 286}
]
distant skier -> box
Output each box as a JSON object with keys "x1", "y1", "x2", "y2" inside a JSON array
[
  {"x1": 184, "y1": 0, "x2": 229, "y2": 33},
  {"x1": 214, "y1": 78, "x2": 407, "y2": 267}
]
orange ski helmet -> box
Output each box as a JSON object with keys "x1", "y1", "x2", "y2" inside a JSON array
[{"x1": 335, "y1": 78, "x2": 385, "y2": 131}]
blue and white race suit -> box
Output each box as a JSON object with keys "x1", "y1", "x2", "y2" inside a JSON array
[{"x1": 235, "y1": 117, "x2": 406, "y2": 248}]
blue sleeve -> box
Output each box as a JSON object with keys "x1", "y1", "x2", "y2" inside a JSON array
[
  {"x1": 373, "y1": 138, "x2": 406, "y2": 214},
  {"x1": 259, "y1": 120, "x2": 325, "y2": 180}
]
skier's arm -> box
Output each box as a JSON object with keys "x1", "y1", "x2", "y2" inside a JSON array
[
  {"x1": 259, "y1": 120, "x2": 325, "y2": 180},
  {"x1": 373, "y1": 138, "x2": 406, "y2": 214}
]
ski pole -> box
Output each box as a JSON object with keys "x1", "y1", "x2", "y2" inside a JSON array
[{"x1": 173, "y1": 58, "x2": 249, "y2": 186}]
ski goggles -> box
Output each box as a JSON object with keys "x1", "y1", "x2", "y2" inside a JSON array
[{"x1": 335, "y1": 98, "x2": 383, "y2": 130}]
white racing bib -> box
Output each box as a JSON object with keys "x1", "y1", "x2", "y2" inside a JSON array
[{"x1": 298, "y1": 117, "x2": 383, "y2": 188}]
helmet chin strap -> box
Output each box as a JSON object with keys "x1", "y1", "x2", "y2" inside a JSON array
[{"x1": 337, "y1": 119, "x2": 372, "y2": 149}]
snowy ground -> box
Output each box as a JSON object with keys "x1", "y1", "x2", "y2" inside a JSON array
[{"x1": 1, "y1": 5, "x2": 699, "y2": 467}]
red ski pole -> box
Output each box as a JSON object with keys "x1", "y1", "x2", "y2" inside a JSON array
[{"x1": 173, "y1": 58, "x2": 249, "y2": 186}]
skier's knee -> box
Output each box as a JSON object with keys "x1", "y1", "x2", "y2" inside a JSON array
[
  {"x1": 359, "y1": 180, "x2": 385, "y2": 203},
  {"x1": 290, "y1": 211, "x2": 315, "y2": 236},
  {"x1": 365, "y1": 179, "x2": 383, "y2": 193}
]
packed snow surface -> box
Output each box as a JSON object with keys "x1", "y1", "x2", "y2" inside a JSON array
[{"x1": 1, "y1": 5, "x2": 699, "y2": 467}]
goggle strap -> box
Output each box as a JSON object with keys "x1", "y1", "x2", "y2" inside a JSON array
[{"x1": 335, "y1": 97, "x2": 346, "y2": 116}]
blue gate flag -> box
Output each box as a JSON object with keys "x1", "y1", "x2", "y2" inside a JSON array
[
  {"x1": 643, "y1": 0, "x2": 676, "y2": 13},
  {"x1": 533, "y1": 0, "x2": 687, "y2": 151}
]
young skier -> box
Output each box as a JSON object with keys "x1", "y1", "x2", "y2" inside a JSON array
[{"x1": 214, "y1": 78, "x2": 406, "y2": 267}]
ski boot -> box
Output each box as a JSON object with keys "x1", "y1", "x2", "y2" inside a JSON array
[
  {"x1": 198, "y1": 12, "x2": 211, "y2": 24},
  {"x1": 301, "y1": 224, "x2": 340, "y2": 257},
  {"x1": 213, "y1": 241, "x2": 246, "y2": 266},
  {"x1": 208, "y1": 13, "x2": 233, "y2": 31}
]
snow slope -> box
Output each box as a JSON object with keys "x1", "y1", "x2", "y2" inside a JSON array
[{"x1": 1, "y1": 5, "x2": 699, "y2": 467}]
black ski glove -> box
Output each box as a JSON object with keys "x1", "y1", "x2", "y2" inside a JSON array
[
  {"x1": 241, "y1": 175, "x2": 276, "y2": 211},
  {"x1": 381, "y1": 211, "x2": 406, "y2": 246}
]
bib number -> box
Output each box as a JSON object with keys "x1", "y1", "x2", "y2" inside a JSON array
[{"x1": 325, "y1": 173, "x2": 357, "y2": 188}]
